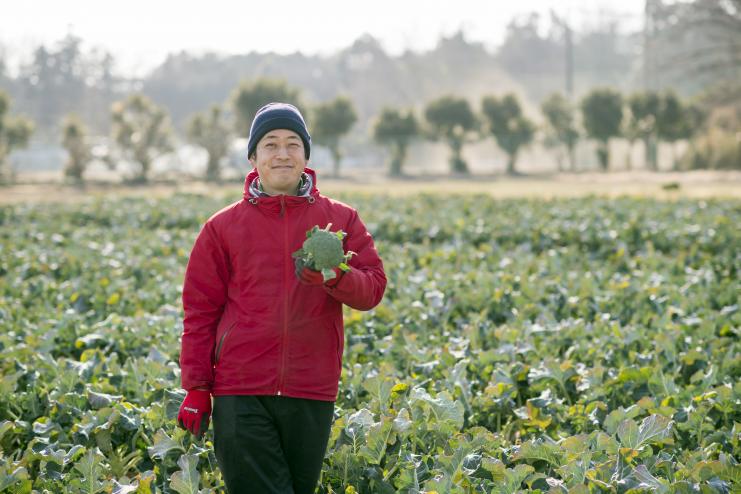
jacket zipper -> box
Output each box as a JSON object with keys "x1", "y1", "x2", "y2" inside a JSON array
[
  {"x1": 277, "y1": 195, "x2": 289, "y2": 395},
  {"x1": 214, "y1": 323, "x2": 235, "y2": 365}
]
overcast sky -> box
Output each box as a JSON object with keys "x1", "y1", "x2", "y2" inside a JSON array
[{"x1": 1, "y1": 0, "x2": 645, "y2": 77}]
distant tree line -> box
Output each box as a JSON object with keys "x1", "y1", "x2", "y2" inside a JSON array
[
  {"x1": 0, "y1": 0, "x2": 737, "y2": 184},
  {"x1": 1, "y1": 75, "x2": 736, "y2": 185},
  {"x1": 372, "y1": 87, "x2": 715, "y2": 176},
  {"x1": 3, "y1": 1, "x2": 723, "y2": 140}
]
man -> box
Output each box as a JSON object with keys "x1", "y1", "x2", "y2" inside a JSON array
[{"x1": 177, "y1": 102, "x2": 386, "y2": 493}]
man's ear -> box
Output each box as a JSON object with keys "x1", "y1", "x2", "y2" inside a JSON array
[{"x1": 248, "y1": 153, "x2": 256, "y2": 167}]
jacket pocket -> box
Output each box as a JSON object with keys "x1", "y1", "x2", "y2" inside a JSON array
[{"x1": 214, "y1": 323, "x2": 236, "y2": 365}]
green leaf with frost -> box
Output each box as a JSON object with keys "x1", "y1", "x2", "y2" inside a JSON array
[
  {"x1": 603, "y1": 406, "x2": 641, "y2": 435},
  {"x1": 65, "y1": 444, "x2": 86, "y2": 464},
  {"x1": 345, "y1": 408, "x2": 374, "y2": 445},
  {"x1": 436, "y1": 436, "x2": 485, "y2": 486},
  {"x1": 0, "y1": 462, "x2": 29, "y2": 491},
  {"x1": 718, "y1": 463, "x2": 740, "y2": 485},
  {"x1": 617, "y1": 414, "x2": 673, "y2": 450},
  {"x1": 359, "y1": 418, "x2": 393, "y2": 465},
  {"x1": 112, "y1": 480, "x2": 138, "y2": 494},
  {"x1": 169, "y1": 454, "x2": 205, "y2": 494},
  {"x1": 482, "y1": 457, "x2": 507, "y2": 482},
  {"x1": 528, "y1": 359, "x2": 575, "y2": 388},
  {"x1": 147, "y1": 428, "x2": 184, "y2": 460},
  {"x1": 135, "y1": 470, "x2": 156, "y2": 494},
  {"x1": 514, "y1": 437, "x2": 564, "y2": 467},
  {"x1": 594, "y1": 431, "x2": 619, "y2": 455},
  {"x1": 632, "y1": 465, "x2": 669, "y2": 493},
  {"x1": 363, "y1": 375, "x2": 394, "y2": 411},
  {"x1": 74, "y1": 448, "x2": 107, "y2": 494},
  {"x1": 165, "y1": 389, "x2": 186, "y2": 420},
  {"x1": 559, "y1": 434, "x2": 590, "y2": 454},
  {"x1": 394, "y1": 457, "x2": 421, "y2": 491},
  {"x1": 409, "y1": 388, "x2": 464, "y2": 430},
  {"x1": 448, "y1": 359, "x2": 472, "y2": 405},
  {"x1": 0, "y1": 421, "x2": 13, "y2": 443},
  {"x1": 485, "y1": 462, "x2": 535, "y2": 494},
  {"x1": 392, "y1": 407, "x2": 412, "y2": 435},
  {"x1": 557, "y1": 452, "x2": 592, "y2": 487},
  {"x1": 87, "y1": 391, "x2": 123, "y2": 410}
]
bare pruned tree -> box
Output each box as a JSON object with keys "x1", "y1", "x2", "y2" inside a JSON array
[{"x1": 651, "y1": 0, "x2": 741, "y2": 86}]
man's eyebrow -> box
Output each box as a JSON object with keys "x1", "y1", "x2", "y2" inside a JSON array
[{"x1": 262, "y1": 133, "x2": 301, "y2": 140}]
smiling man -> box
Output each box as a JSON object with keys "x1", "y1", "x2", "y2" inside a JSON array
[{"x1": 177, "y1": 102, "x2": 386, "y2": 493}]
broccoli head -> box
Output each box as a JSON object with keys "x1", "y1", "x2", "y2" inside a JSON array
[{"x1": 293, "y1": 224, "x2": 354, "y2": 281}]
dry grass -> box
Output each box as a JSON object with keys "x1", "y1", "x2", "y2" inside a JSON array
[{"x1": 1, "y1": 170, "x2": 740, "y2": 205}]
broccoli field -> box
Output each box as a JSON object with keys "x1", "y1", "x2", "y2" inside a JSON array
[{"x1": 0, "y1": 193, "x2": 739, "y2": 493}]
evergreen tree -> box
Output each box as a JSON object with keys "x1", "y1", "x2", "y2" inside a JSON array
[
  {"x1": 372, "y1": 107, "x2": 419, "y2": 176},
  {"x1": 541, "y1": 93, "x2": 579, "y2": 171},
  {"x1": 312, "y1": 97, "x2": 357, "y2": 177},
  {"x1": 581, "y1": 88, "x2": 623, "y2": 171},
  {"x1": 61, "y1": 114, "x2": 91, "y2": 183},
  {"x1": 110, "y1": 94, "x2": 172, "y2": 183},
  {"x1": 424, "y1": 96, "x2": 478, "y2": 174},
  {"x1": 481, "y1": 94, "x2": 536, "y2": 174},
  {"x1": 187, "y1": 105, "x2": 231, "y2": 181},
  {"x1": 231, "y1": 79, "x2": 301, "y2": 138}
]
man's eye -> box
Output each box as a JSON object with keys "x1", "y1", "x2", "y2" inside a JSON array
[{"x1": 265, "y1": 143, "x2": 276, "y2": 148}]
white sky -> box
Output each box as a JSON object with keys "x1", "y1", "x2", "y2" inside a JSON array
[{"x1": 1, "y1": 0, "x2": 645, "y2": 77}]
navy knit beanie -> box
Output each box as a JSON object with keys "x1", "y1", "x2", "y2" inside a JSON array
[{"x1": 247, "y1": 102, "x2": 311, "y2": 160}]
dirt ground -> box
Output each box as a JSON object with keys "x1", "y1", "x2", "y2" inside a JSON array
[{"x1": 1, "y1": 170, "x2": 740, "y2": 205}]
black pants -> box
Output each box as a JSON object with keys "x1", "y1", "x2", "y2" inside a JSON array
[{"x1": 212, "y1": 395, "x2": 334, "y2": 494}]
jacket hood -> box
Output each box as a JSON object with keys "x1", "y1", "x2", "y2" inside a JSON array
[{"x1": 243, "y1": 167, "x2": 319, "y2": 200}]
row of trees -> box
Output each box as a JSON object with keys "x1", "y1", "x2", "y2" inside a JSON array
[
  {"x1": 194, "y1": 80, "x2": 358, "y2": 181},
  {"x1": 0, "y1": 79, "x2": 722, "y2": 184},
  {"x1": 375, "y1": 88, "x2": 708, "y2": 176},
  {"x1": 0, "y1": 19, "x2": 637, "y2": 139},
  {"x1": 4, "y1": 0, "x2": 736, "y2": 140},
  {"x1": 58, "y1": 80, "x2": 360, "y2": 183}
]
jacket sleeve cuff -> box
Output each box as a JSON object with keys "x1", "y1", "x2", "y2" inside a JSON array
[
  {"x1": 323, "y1": 267, "x2": 346, "y2": 288},
  {"x1": 184, "y1": 381, "x2": 212, "y2": 392},
  {"x1": 322, "y1": 268, "x2": 382, "y2": 311},
  {"x1": 190, "y1": 385, "x2": 211, "y2": 391}
]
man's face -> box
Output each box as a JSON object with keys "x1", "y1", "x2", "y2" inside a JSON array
[{"x1": 249, "y1": 129, "x2": 307, "y2": 195}]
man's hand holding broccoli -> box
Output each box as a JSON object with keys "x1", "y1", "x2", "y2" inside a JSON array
[{"x1": 293, "y1": 224, "x2": 353, "y2": 286}]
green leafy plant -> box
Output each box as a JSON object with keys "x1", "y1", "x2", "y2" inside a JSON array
[{"x1": 0, "y1": 194, "x2": 738, "y2": 492}]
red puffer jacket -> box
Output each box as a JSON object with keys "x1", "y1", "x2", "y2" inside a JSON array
[{"x1": 179, "y1": 168, "x2": 386, "y2": 401}]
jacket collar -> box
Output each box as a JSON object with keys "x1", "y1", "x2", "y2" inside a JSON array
[{"x1": 243, "y1": 167, "x2": 319, "y2": 201}]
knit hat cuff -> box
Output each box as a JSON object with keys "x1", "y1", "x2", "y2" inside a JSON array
[{"x1": 247, "y1": 114, "x2": 311, "y2": 159}]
